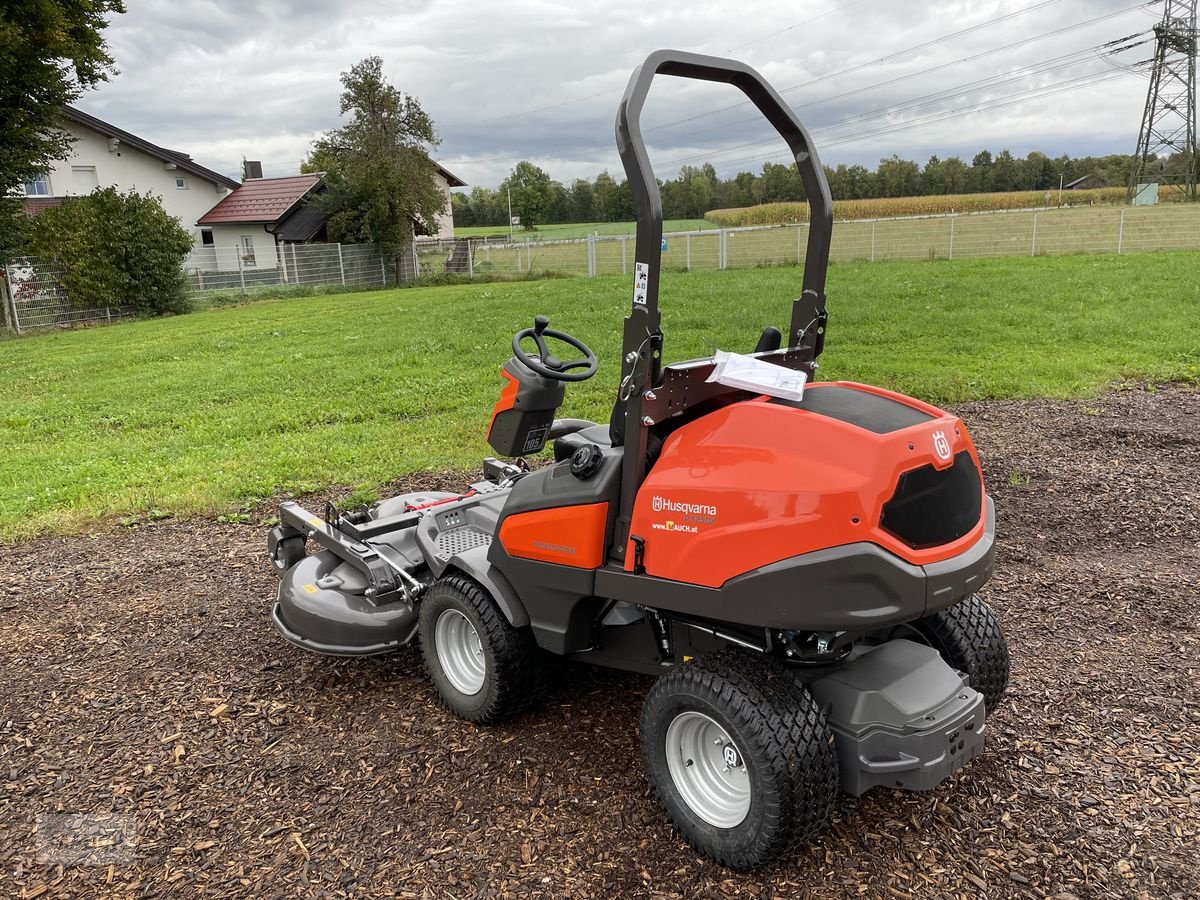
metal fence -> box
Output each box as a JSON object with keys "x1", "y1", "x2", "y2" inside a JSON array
[
  {"x1": 1, "y1": 259, "x2": 135, "y2": 333},
  {"x1": 5, "y1": 204, "x2": 1200, "y2": 333},
  {"x1": 430, "y1": 203, "x2": 1200, "y2": 279},
  {"x1": 183, "y1": 241, "x2": 408, "y2": 298},
  {"x1": 2, "y1": 241, "x2": 417, "y2": 333}
]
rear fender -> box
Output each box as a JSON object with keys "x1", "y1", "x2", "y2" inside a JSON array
[{"x1": 443, "y1": 543, "x2": 530, "y2": 628}]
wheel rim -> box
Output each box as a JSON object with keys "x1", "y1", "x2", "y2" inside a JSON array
[
  {"x1": 434, "y1": 609, "x2": 485, "y2": 695},
  {"x1": 664, "y1": 711, "x2": 751, "y2": 828}
]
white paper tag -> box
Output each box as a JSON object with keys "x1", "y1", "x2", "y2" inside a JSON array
[{"x1": 705, "y1": 350, "x2": 807, "y2": 401}]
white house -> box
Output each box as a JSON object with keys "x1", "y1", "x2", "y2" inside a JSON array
[
  {"x1": 195, "y1": 173, "x2": 329, "y2": 273},
  {"x1": 21, "y1": 106, "x2": 239, "y2": 244},
  {"x1": 426, "y1": 164, "x2": 467, "y2": 239}
]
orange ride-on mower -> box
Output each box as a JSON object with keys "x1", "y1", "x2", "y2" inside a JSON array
[{"x1": 267, "y1": 50, "x2": 1009, "y2": 869}]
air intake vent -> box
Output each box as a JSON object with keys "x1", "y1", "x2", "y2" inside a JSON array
[{"x1": 881, "y1": 451, "x2": 982, "y2": 549}]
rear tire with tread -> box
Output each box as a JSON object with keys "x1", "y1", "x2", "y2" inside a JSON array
[
  {"x1": 913, "y1": 593, "x2": 1010, "y2": 714},
  {"x1": 419, "y1": 574, "x2": 546, "y2": 724},
  {"x1": 640, "y1": 651, "x2": 838, "y2": 870}
]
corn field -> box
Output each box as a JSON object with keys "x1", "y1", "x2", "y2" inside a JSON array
[{"x1": 706, "y1": 187, "x2": 1130, "y2": 227}]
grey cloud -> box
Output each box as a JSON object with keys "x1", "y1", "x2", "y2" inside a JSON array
[{"x1": 77, "y1": 0, "x2": 1149, "y2": 189}]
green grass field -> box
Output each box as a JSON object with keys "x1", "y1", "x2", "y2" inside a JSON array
[
  {"x1": 453, "y1": 219, "x2": 712, "y2": 240},
  {"x1": 2, "y1": 253, "x2": 1198, "y2": 539}
]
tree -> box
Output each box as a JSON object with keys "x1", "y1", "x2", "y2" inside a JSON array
[
  {"x1": 0, "y1": 0, "x2": 125, "y2": 256},
  {"x1": 27, "y1": 187, "x2": 193, "y2": 315},
  {"x1": 593, "y1": 171, "x2": 618, "y2": 221},
  {"x1": 501, "y1": 161, "x2": 553, "y2": 230},
  {"x1": 876, "y1": 155, "x2": 921, "y2": 197},
  {"x1": 306, "y1": 57, "x2": 445, "y2": 246}
]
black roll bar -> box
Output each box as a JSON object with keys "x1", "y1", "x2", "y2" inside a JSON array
[
  {"x1": 607, "y1": 50, "x2": 835, "y2": 564},
  {"x1": 615, "y1": 49, "x2": 833, "y2": 357}
]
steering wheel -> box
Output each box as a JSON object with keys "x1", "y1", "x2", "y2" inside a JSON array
[{"x1": 512, "y1": 315, "x2": 598, "y2": 382}]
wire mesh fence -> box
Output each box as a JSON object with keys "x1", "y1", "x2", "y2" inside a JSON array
[
  {"x1": 183, "y1": 241, "x2": 399, "y2": 298},
  {"x1": 448, "y1": 203, "x2": 1200, "y2": 277},
  {"x1": 5, "y1": 204, "x2": 1200, "y2": 333},
  {"x1": 2, "y1": 259, "x2": 135, "y2": 332}
]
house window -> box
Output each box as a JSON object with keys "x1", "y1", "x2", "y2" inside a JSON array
[
  {"x1": 70, "y1": 166, "x2": 99, "y2": 195},
  {"x1": 200, "y1": 229, "x2": 214, "y2": 247},
  {"x1": 24, "y1": 174, "x2": 50, "y2": 197},
  {"x1": 175, "y1": 176, "x2": 189, "y2": 190},
  {"x1": 240, "y1": 235, "x2": 256, "y2": 266}
]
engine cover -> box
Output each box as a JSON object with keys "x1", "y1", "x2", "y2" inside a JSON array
[{"x1": 625, "y1": 382, "x2": 986, "y2": 587}]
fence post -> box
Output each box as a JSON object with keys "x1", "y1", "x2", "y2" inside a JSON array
[
  {"x1": 292, "y1": 244, "x2": 299, "y2": 284},
  {"x1": 796, "y1": 224, "x2": 802, "y2": 263},
  {"x1": 412, "y1": 242, "x2": 419, "y2": 278},
  {"x1": 467, "y1": 240, "x2": 474, "y2": 278},
  {"x1": 1030, "y1": 212, "x2": 1038, "y2": 257},
  {"x1": 621, "y1": 237, "x2": 627, "y2": 275},
  {"x1": 719, "y1": 230, "x2": 728, "y2": 270},
  {"x1": 278, "y1": 243, "x2": 288, "y2": 284},
  {"x1": 337, "y1": 243, "x2": 346, "y2": 285},
  {"x1": 870, "y1": 221, "x2": 876, "y2": 262},
  {"x1": 0, "y1": 271, "x2": 11, "y2": 333},
  {"x1": 686, "y1": 234, "x2": 691, "y2": 271},
  {"x1": 587, "y1": 236, "x2": 596, "y2": 278},
  {"x1": 379, "y1": 249, "x2": 387, "y2": 284},
  {"x1": 1117, "y1": 207, "x2": 1125, "y2": 255},
  {"x1": 237, "y1": 250, "x2": 246, "y2": 293},
  {"x1": 948, "y1": 217, "x2": 955, "y2": 261}
]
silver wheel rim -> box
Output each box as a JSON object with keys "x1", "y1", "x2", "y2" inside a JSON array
[
  {"x1": 664, "y1": 711, "x2": 751, "y2": 828},
  {"x1": 434, "y1": 609, "x2": 485, "y2": 695}
]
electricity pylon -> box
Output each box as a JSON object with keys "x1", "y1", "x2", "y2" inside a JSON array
[{"x1": 1128, "y1": 0, "x2": 1197, "y2": 202}]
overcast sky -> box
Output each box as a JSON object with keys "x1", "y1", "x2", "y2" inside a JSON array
[{"x1": 77, "y1": 0, "x2": 1159, "y2": 190}]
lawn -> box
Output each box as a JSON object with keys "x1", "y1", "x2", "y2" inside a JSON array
[
  {"x1": 2, "y1": 253, "x2": 1198, "y2": 538},
  {"x1": 453, "y1": 219, "x2": 713, "y2": 240}
]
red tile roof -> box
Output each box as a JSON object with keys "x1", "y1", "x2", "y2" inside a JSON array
[{"x1": 197, "y1": 174, "x2": 322, "y2": 225}]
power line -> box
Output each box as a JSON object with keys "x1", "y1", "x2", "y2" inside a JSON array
[
  {"x1": 440, "y1": 2, "x2": 1149, "y2": 171},
  {"x1": 649, "y1": 8, "x2": 1153, "y2": 144},
  {"x1": 725, "y1": 0, "x2": 876, "y2": 53},
  {"x1": 642, "y1": 0, "x2": 1086, "y2": 136},
  {"x1": 711, "y1": 64, "x2": 1150, "y2": 169},
  {"x1": 657, "y1": 33, "x2": 1152, "y2": 169}
]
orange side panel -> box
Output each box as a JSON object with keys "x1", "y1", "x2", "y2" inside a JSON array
[
  {"x1": 624, "y1": 387, "x2": 987, "y2": 587},
  {"x1": 499, "y1": 502, "x2": 609, "y2": 569},
  {"x1": 487, "y1": 369, "x2": 519, "y2": 437}
]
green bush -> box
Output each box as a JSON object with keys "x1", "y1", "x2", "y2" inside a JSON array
[{"x1": 28, "y1": 187, "x2": 194, "y2": 315}]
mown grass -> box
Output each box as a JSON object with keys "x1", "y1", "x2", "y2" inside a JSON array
[{"x1": 2, "y1": 253, "x2": 1198, "y2": 539}]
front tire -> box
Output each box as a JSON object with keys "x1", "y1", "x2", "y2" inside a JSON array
[
  {"x1": 913, "y1": 594, "x2": 1010, "y2": 714},
  {"x1": 418, "y1": 574, "x2": 545, "y2": 724},
  {"x1": 640, "y1": 651, "x2": 838, "y2": 870}
]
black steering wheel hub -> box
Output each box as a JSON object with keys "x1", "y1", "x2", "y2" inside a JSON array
[{"x1": 513, "y1": 315, "x2": 598, "y2": 382}]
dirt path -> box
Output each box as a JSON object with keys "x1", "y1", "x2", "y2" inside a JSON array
[{"x1": 1, "y1": 385, "x2": 1197, "y2": 899}]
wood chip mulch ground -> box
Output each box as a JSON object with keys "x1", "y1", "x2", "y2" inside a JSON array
[{"x1": 1, "y1": 384, "x2": 1197, "y2": 899}]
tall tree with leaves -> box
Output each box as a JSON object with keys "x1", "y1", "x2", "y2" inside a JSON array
[
  {"x1": 501, "y1": 161, "x2": 554, "y2": 230},
  {"x1": 0, "y1": 0, "x2": 125, "y2": 256},
  {"x1": 306, "y1": 57, "x2": 445, "y2": 247}
]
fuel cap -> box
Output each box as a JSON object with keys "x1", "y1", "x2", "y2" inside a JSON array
[{"x1": 569, "y1": 443, "x2": 603, "y2": 479}]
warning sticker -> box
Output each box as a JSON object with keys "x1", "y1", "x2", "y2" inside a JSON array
[{"x1": 633, "y1": 262, "x2": 649, "y2": 309}]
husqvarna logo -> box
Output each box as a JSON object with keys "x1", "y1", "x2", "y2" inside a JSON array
[
  {"x1": 932, "y1": 430, "x2": 952, "y2": 461},
  {"x1": 651, "y1": 495, "x2": 717, "y2": 517}
]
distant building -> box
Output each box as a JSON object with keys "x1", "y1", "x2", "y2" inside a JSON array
[
  {"x1": 20, "y1": 106, "x2": 238, "y2": 244},
  {"x1": 197, "y1": 173, "x2": 330, "y2": 268},
  {"x1": 1064, "y1": 174, "x2": 1109, "y2": 191}
]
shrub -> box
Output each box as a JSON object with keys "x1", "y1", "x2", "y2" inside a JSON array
[{"x1": 28, "y1": 187, "x2": 194, "y2": 315}]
